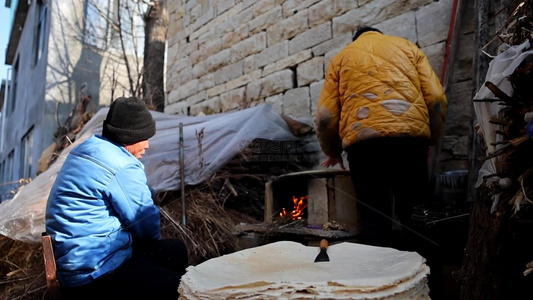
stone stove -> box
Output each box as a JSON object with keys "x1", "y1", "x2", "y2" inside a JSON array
[
  {"x1": 235, "y1": 169, "x2": 360, "y2": 250},
  {"x1": 264, "y1": 169, "x2": 358, "y2": 228}
]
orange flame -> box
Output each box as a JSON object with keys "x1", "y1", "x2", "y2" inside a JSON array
[{"x1": 280, "y1": 195, "x2": 308, "y2": 220}]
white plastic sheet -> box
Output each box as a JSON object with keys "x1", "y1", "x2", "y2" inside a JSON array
[
  {"x1": 473, "y1": 40, "x2": 533, "y2": 188},
  {"x1": 0, "y1": 104, "x2": 309, "y2": 243}
]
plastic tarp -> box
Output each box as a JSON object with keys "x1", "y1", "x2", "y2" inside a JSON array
[
  {"x1": 0, "y1": 104, "x2": 309, "y2": 243},
  {"x1": 473, "y1": 40, "x2": 533, "y2": 188}
]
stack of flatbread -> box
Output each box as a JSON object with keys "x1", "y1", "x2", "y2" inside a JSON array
[{"x1": 179, "y1": 241, "x2": 430, "y2": 299}]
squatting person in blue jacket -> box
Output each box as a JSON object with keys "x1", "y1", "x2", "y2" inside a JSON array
[{"x1": 46, "y1": 96, "x2": 188, "y2": 299}]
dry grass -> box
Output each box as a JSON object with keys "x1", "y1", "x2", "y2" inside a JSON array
[
  {"x1": 0, "y1": 236, "x2": 46, "y2": 300},
  {"x1": 159, "y1": 187, "x2": 261, "y2": 266}
]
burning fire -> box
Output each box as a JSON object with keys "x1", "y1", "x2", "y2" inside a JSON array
[{"x1": 280, "y1": 195, "x2": 308, "y2": 220}]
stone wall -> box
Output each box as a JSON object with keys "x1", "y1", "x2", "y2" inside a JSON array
[{"x1": 166, "y1": 0, "x2": 474, "y2": 173}]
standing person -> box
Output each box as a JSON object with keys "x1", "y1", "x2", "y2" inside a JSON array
[
  {"x1": 46, "y1": 97, "x2": 188, "y2": 300},
  {"x1": 315, "y1": 27, "x2": 447, "y2": 250}
]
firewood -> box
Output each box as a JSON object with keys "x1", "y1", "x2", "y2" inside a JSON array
[
  {"x1": 485, "y1": 81, "x2": 514, "y2": 104},
  {"x1": 280, "y1": 114, "x2": 314, "y2": 137}
]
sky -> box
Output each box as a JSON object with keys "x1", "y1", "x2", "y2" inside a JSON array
[{"x1": 1, "y1": 4, "x2": 11, "y2": 82}]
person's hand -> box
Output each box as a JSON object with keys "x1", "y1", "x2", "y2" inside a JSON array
[{"x1": 320, "y1": 156, "x2": 346, "y2": 170}]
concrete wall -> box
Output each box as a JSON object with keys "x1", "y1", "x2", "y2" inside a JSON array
[{"x1": 166, "y1": 0, "x2": 474, "y2": 173}]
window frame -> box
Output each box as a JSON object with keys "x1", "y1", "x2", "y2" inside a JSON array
[
  {"x1": 9, "y1": 59, "x2": 18, "y2": 115},
  {"x1": 19, "y1": 127, "x2": 34, "y2": 180},
  {"x1": 32, "y1": 0, "x2": 48, "y2": 68}
]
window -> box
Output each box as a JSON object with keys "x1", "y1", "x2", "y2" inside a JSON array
[
  {"x1": 107, "y1": 0, "x2": 121, "y2": 49},
  {"x1": 1, "y1": 152, "x2": 14, "y2": 201},
  {"x1": 33, "y1": 0, "x2": 48, "y2": 68},
  {"x1": 6, "y1": 150, "x2": 14, "y2": 183},
  {"x1": 9, "y1": 60, "x2": 18, "y2": 115},
  {"x1": 0, "y1": 161, "x2": 4, "y2": 201},
  {"x1": 83, "y1": 0, "x2": 144, "y2": 52},
  {"x1": 0, "y1": 161, "x2": 4, "y2": 183},
  {"x1": 19, "y1": 127, "x2": 34, "y2": 179},
  {"x1": 84, "y1": 0, "x2": 111, "y2": 49},
  {"x1": 4, "y1": 68, "x2": 12, "y2": 117}
]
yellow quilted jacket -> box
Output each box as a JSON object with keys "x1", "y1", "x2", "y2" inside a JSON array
[{"x1": 315, "y1": 31, "x2": 447, "y2": 158}]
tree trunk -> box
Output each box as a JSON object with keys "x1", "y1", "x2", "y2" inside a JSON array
[
  {"x1": 459, "y1": 0, "x2": 497, "y2": 297},
  {"x1": 143, "y1": 0, "x2": 168, "y2": 112},
  {"x1": 458, "y1": 186, "x2": 510, "y2": 299}
]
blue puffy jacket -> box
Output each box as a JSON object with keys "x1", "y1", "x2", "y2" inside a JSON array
[{"x1": 46, "y1": 135, "x2": 160, "y2": 287}]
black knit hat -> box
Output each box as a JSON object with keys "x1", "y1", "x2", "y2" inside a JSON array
[{"x1": 102, "y1": 97, "x2": 156, "y2": 145}]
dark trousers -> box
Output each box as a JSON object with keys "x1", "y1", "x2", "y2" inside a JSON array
[
  {"x1": 348, "y1": 138, "x2": 447, "y2": 298},
  {"x1": 346, "y1": 137, "x2": 430, "y2": 251},
  {"x1": 61, "y1": 238, "x2": 188, "y2": 300}
]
